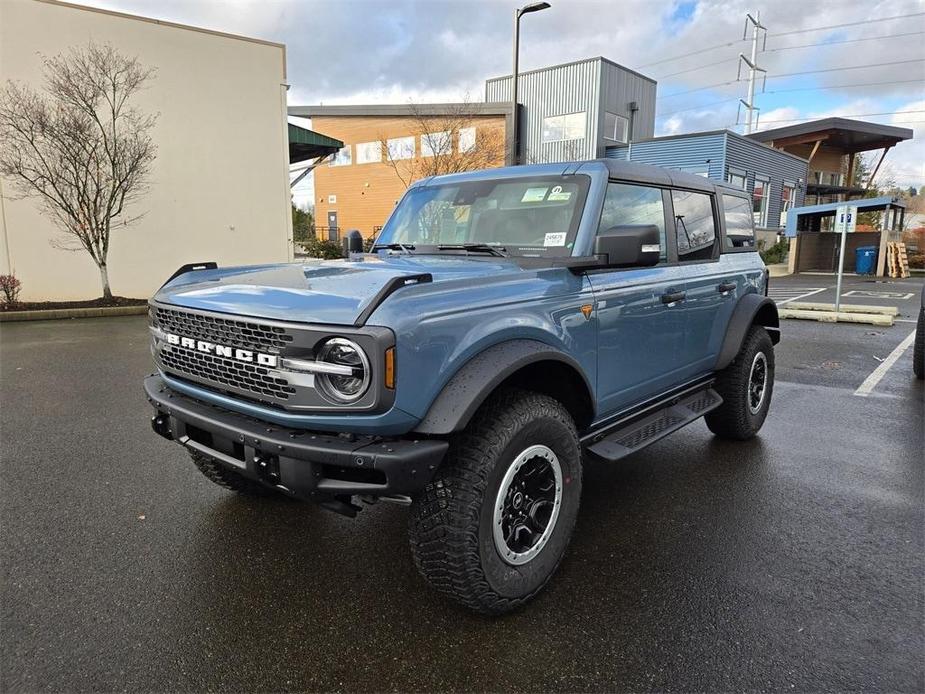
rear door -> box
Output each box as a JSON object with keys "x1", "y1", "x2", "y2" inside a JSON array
[
  {"x1": 667, "y1": 188, "x2": 737, "y2": 375},
  {"x1": 587, "y1": 181, "x2": 689, "y2": 416}
]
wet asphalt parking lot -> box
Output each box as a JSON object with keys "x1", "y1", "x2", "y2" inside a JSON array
[{"x1": 1, "y1": 274, "x2": 922, "y2": 692}]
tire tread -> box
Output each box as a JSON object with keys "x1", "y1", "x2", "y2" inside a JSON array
[{"x1": 409, "y1": 388, "x2": 580, "y2": 614}]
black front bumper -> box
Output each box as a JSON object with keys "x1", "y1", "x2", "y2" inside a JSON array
[{"x1": 144, "y1": 375, "x2": 448, "y2": 509}]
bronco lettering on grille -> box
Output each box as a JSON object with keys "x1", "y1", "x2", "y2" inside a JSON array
[{"x1": 165, "y1": 333, "x2": 279, "y2": 367}]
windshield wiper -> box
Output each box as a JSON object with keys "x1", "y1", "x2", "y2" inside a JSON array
[
  {"x1": 437, "y1": 243, "x2": 508, "y2": 257},
  {"x1": 372, "y1": 243, "x2": 415, "y2": 254}
]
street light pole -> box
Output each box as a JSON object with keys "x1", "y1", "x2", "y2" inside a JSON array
[{"x1": 511, "y1": 2, "x2": 550, "y2": 166}]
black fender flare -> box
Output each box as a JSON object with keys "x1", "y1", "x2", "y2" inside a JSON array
[
  {"x1": 413, "y1": 339, "x2": 594, "y2": 435},
  {"x1": 715, "y1": 293, "x2": 781, "y2": 371}
]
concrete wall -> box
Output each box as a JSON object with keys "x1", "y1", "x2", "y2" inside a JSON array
[{"x1": 0, "y1": 0, "x2": 292, "y2": 301}]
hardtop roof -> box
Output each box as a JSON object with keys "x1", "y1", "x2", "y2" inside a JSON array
[{"x1": 413, "y1": 159, "x2": 742, "y2": 196}]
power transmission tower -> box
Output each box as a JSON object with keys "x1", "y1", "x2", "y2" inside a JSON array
[{"x1": 737, "y1": 12, "x2": 767, "y2": 133}]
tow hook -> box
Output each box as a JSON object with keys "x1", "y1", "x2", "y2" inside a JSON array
[
  {"x1": 151, "y1": 414, "x2": 172, "y2": 440},
  {"x1": 254, "y1": 453, "x2": 281, "y2": 485}
]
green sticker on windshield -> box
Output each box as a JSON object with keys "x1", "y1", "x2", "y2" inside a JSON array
[{"x1": 521, "y1": 187, "x2": 548, "y2": 203}]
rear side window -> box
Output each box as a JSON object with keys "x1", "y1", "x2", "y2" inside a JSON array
[
  {"x1": 598, "y1": 182, "x2": 668, "y2": 260},
  {"x1": 722, "y1": 194, "x2": 756, "y2": 249},
  {"x1": 671, "y1": 189, "x2": 716, "y2": 261}
]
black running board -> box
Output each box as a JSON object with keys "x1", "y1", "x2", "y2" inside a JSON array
[{"x1": 585, "y1": 388, "x2": 722, "y2": 462}]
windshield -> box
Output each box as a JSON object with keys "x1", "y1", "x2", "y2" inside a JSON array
[{"x1": 377, "y1": 174, "x2": 590, "y2": 257}]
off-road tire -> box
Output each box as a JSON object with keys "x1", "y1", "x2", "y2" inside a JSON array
[
  {"x1": 914, "y1": 309, "x2": 924, "y2": 380},
  {"x1": 706, "y1": 325, "x2": 775, "y2": 440},
  {"x1": 409, "y1": 388, "x2": 582, "y2": 615},
  {"x1": 188, "y1": 450, "x2": 273, "y2": 496}
]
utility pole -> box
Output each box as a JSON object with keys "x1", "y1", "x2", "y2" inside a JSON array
[{"x1": 737, "y1": 11, "x2": 766, "y2": 134}]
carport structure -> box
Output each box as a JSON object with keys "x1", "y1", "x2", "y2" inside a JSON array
[{"x1": 784, "y1": 196, "x2": 907, "y2": 277}]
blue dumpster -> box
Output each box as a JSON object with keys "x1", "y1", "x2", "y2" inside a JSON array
[{"x1": 855, "y1": 246, "x2": 878, "y2": 275}]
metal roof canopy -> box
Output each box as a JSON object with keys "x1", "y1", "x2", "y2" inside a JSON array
[
  {"x1": 785, "y1": 195, "x2": 906, "y2": 237},
  {"x1": 748, "y1": 118, "x2": 913, "y2": 154},
  {"x1": 288, "y1": 123, "x2": 343, "y2": 164}
]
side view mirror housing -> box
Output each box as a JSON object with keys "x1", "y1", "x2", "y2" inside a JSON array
[{"x1": 593, "y1": 225, "x2": 661, "y2": 268}]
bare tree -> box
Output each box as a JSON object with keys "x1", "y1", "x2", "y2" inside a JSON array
[
  {"x1": 380, "y1": 99, "x2": 506, "y2": 189},
  {"x1": 0, "y1": 43, "x2": 157, "y2": 300}
]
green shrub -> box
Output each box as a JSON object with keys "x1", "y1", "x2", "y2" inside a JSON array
[
  {"x1": 760, "y1": 239, "x2": 789, "y2": 265},
  {"x1": 299, "y1": 235, "x2": 344, "y2": 260}
]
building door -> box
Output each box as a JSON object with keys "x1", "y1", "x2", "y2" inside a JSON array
[{"x1": 327, "y1": 211, "x2": 338, "y2": 242}]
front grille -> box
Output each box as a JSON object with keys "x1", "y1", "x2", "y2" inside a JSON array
[
  {"x1": 151, "y1": 305, "x2": 297, "y2": 403},
  {"x1": 160, "y1": 347, "x2": 296, "y2": 401},
  {"x1": 152, "y1": 306, "x2": 294, "y2": 353}
]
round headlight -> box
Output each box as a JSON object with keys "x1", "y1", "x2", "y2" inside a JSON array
[{"x1": 315, "y1": 338, "x2": 371, "y2": 404}]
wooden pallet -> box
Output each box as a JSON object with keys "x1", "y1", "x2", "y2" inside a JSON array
[{"x1": 887, "y1": 241, "x2": 911, "y2": 279}]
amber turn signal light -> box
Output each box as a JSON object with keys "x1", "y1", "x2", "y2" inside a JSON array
[{"x1": 384, "y1": 347, "x2": 395, "y2": 389}]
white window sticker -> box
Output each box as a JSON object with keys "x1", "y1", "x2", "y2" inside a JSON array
[
  {"x1": 521, "y1": 187, "x2": 548, "y2": 203},
  {"x1": 544, "y1": 232, "x2": 567, "y2": 247},
  {"x1": 547, "y1": 185, "x2": 572, "y2": 202}
]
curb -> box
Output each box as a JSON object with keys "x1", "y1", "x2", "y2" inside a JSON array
[
  {"x1": 778, "y1": 307, "x2": 894, "y2": 326},
  {"x1": 0, "y1": 305, "x2": 148, "y2": 323}
]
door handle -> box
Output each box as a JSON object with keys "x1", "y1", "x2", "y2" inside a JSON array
[
  {"x1": 661, "y1": 291, "x2": 686, "y2": 304},
  {"x1": 717, "y1": 282, "x2": 737, "y2": 293}
]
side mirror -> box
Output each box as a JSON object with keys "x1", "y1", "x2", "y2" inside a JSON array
[{"x1": 594, "y1": 225, "x2": 661, "y2": 267}]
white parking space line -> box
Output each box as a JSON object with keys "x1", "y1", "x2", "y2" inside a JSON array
[
  {"x1": 769, "y1": 287, "x2": 827, "y2": 305},
  {"x1": 853, "y1": 329, "x2": 918, "y2": 398}
]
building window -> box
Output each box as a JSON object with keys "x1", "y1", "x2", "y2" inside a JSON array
[
  {"x1": 386, "y1": 136, "x2": 415, "y2": 161},
  {"x1": 458, "y1": 127, "x2": 476, "y2": 153},
  {"x1": 542, "y1": 112, "x2": 586, "y2": 142},
  {"x1": 752, "y1": 176, "x2": 770, "y2": 228},
  {"x1": 726, "y1": 169, "x2": 747, "y2": 190},
  {"x1": 356, "y1": 141, "x2": 382, "y2": 165},
  {"x1": 598, "y1": 183, "x2": 667, "y2": 260},
  {"x1": 779, "y1": 183, "x2": 796, "y2": 228},
  {"x1": 676, "y1": 164, "x2": 709, "y2": 177},
  {"x1": 672, "y1": 189, "x2": 716, "y2": 261},
  {"x1": 421, "y1": 131, "x2": 452, "y2": 157},
  {"x1": 330, "y1": 145, "x2": 351, "y2": 166},
  {"x1": 722, "y1": 194, "x2": 755, "y2": 249},
  {"x1": 603, "y1": 112, "x2": 629, "y2": 143}
]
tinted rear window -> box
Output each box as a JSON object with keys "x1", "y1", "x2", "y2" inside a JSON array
[{"x1": 723, "y1": 194, "x2": 756, "y2": 249}]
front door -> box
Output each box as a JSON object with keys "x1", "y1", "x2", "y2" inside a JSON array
[
  {"x1": 589, "y1": 182, "x2": 689, "y2": 416},
  {"x1": 327, "y1": 211, "x2": 338, "y2": 242}
]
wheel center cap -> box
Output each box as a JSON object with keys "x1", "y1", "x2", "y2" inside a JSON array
[{"x1": 512, "y1": 491, "x2": 525, "y2": 509}]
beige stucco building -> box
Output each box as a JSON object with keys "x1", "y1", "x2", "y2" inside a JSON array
[{"x1": 0, "y1": 0, "x2": 293, "y2": 301}]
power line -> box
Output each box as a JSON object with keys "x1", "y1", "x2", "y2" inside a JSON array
[
  {"x1": 766, "y1": 12, "x2": 925, "y2": 38},
  {"x1": 767, "y1": 58, "x2": 925, "y2": 80},
  {"x1": 656, "y1": 78, "x2": 925, "y2": 118},
  {"x1": 756, "y1": 110, "x2": 925, "y2": 125},
  {"x1": 657, "y1": 97, "x2": 740, "y2": 118},
  {"x1": 764, "y1": 78, "x2": 925, "y2": 95},
  {"x1": 634, "y1": 39, "x2": 746, "y2": 70},
  {"x1": 654, "y1": 56, "x2": 737, "y2": 79},
  {"x1": 764, "y1": 30, "x2": 925, "y2": 52},
  {"x1": 661, "y1": 79, "x2": 744, "y2": 99},
  {"x1": 635, "y1": 12, "x2": 925, "y2": 71}
]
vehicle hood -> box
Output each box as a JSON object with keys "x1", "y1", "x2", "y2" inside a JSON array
[{"x1": 152, "y1": 255, "x2": 531, "y2": 325}]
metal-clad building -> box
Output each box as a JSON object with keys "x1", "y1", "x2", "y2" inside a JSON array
[
  {"x1": 606, "y1": 130, "x2": 809, "y2": 232},
  {"x1": 485, "y1": 57, "x2": 656, "y2": 164}
]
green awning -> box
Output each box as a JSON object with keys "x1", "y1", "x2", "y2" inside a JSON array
[{"x1": 288, "y1": 123, "x2": 343, "y2": 164}]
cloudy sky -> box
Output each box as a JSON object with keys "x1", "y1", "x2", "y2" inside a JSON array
[{"x1": 81, "y1": 0, "x2": 925, "y2": 201}]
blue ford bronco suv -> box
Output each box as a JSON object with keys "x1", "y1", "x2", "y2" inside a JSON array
[{"x1": 145, "y1": 160, "x2": 779, "y2": 614}]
